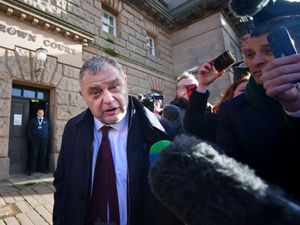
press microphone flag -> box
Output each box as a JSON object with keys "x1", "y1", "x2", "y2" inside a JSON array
[
  {"x1": 149, "y1": 140, "x2": 172, "y2": 164},
  {"x1": 149, "y1": 135, "x2": 300, "y2": 225}
]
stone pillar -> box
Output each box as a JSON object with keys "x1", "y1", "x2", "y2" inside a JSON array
[{"x1": 0, "y1": 77, "x2": 12, "y2": 179}]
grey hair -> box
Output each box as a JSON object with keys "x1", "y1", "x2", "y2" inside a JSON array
[{"x1": 79, "y1": 55, "x2": 125, "y2": 81}]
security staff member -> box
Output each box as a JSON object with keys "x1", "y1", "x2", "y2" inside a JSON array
[{"x1": 27, "y1": 108, "x2": 51, "y2": 175}]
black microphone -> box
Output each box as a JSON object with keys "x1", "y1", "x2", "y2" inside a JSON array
[{"x1": 149, "y1": 135, "x2": 300, "y2": 225}]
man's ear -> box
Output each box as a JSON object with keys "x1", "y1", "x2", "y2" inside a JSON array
[{"x1": 79, "y1": 90, "x2": 83, "y2": 97}]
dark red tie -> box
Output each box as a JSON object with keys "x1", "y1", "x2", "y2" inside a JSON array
[{"x1": 89, "y1": 126, "x2": 120, "y2": 225}]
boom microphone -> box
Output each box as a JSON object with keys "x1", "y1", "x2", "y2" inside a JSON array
[
  {"x1": 229, "y1": 0, "x2": 271, "y2": 17},
  {"x1": 229, "y1": 0, "x2": 300, "y2": 27},
  {"x1": 149, "y1": 135, "x2": 300, "y2": 225}
]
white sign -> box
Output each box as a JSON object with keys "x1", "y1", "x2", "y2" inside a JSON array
[
  {"x1": 0, "y1": 16, "x2": 83, "y2": 67},
  {"x1": 13, "y1": 114, "x2": 22, "y2": 126}
]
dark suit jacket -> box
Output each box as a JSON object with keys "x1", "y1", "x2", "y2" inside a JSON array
[
  {"x1": 184, "y1": 90, "x2": 217, "y2": 143},
  {"x1": 53, "y1": 96, "x2": 183, "y2": 225},
  {"x1": 27, "y1": 117, "x2": 51, "y2": 141},
  {"x1": 216, "y1": 94, "x2": 300, "y2": 201}
]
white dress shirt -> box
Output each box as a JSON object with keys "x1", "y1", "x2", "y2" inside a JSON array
[{"x1": 92, "y1": 112, "x2": 128, "y2": 225}]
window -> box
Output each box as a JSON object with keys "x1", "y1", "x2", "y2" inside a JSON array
[
  {"x1": 147, "y1": 36, "x2": 155, "y2": 56},
  {"x1": 37, "y1": 91, "x2": 45, "y2": 100},
  {"x1": 12, "y1": 85, "x2": 49, "y2": 100},
  {"x1": 12, "y1": 87, "x2": 22, "y2": 97},
  {"x1": 23, "y1": 90, "x2": 35, "y2": 98},
  {"x1": 102, "y1": 10, "x2": 116, "y2": 36}
]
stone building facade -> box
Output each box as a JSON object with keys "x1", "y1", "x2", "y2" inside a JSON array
[{"x1": 0, "y1": 0, "x2": 242, "y2": 179}]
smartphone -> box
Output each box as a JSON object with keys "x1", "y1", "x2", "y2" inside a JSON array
[
  {"x1": 267, "y1": 26, "x2": 298, "y2": 58},
  {"x1": 213, "y1": 50, "x2": 236, "y2": 72}
]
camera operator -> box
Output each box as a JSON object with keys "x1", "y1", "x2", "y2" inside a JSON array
[{"x1": 139, "y1": 93, "x2": 164, "y2": 115}]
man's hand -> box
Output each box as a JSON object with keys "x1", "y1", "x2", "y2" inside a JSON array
[
  {"x1": 196, "y1": 59, "x2": 224, "y2": 93},
  {"x1": 261, "y1": 54, "x2": 300, "y2": 112}
]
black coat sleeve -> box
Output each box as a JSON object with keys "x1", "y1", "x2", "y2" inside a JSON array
[
  {"x1": 53, "y1": 121, "x2": 72, "y2": 225},
  {"x1": 184, "y1": 90, "x2": 217, "y2": 143},
  {"x1": 216, "y1": 101, "x2": 242, "y2": 160}
]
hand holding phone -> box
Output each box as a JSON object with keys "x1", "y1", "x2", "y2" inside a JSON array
[
  {"x1": 267, "y1": 26, "x2": 298, "y2": 58},
  {"x1": 213, "y1": 50, "x2": 236, "y2": 72}
]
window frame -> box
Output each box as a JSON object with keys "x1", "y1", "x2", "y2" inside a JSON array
[
  {"x1": 146, "y1": 36, "x2": 155, "y2": 56},
  {"x1": 102, "y1": 10, "x2": 117, "y2": 37}
]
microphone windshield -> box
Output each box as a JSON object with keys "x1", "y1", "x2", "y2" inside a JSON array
[
  {"x1": 149, "y1": 134, "x2": 300, "y2": 225},
  {"x1": 149, "y1": 140, "x2": 172, "y2": 164}
]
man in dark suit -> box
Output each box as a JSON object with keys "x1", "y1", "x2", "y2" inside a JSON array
[
  {"x1": 27, "y1": 108, "x2": 51, "y2": 175},
  {"x1": 216, "y1": 0, "x2": 300, "y2": 201},
  {"x1": 53, "y1": 55, "x2": 182, "y2": 225}
]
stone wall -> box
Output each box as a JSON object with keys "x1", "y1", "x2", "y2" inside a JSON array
[
  {"x1": 0, "y1": 45, "x2": 86, "y2": 177},
  {"x1": 0, "y1": 47, "x2": 11, "y2": 177},
  {"x1": 16, "y1": 0, "x2": 177, "y2": 100},
  {"x1": 0, "y1": 0, "x2": 243, "y2": 179},
  {"x1": 171, "y1": 12, "x2": 240, "y2": 104}
]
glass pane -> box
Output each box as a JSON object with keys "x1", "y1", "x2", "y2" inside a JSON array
[
  {"x1": 23, "y1": 89, "x2": 35, "y2": 98},
  {"x1": 103, "y1": 12, "x2": 109, "y2": 19},
  {"x1": 102, "y1": 24, "x2": 109, "y2": 33},
  {"x1": 102, "y1": 16, "x2": 109, "y2": 24},
  {"x1": 109, "y1": 27, "x2": 114, "y2": 35},
  {"x1": 109, "y1": 16, "x2": 114, "y2": 26},
  {"x1": 150, "y1": 39, "x2": 153, "y2": 47},
  {"x1": 37, "y1": 92, "x2": 44, "y2": 99},
  {"x1": 12, "y1": 88, "x2": 21, "y2": 96}
]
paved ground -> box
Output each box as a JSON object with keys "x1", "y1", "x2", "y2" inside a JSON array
[{"x1": 0, "y1": 173, "x2": 54, "y2": 225}]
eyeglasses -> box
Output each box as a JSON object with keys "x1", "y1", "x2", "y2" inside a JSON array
[
  {"x1": 176, "y1": 84, "x2": 197, "y2": 91},
  {"x1": 176, "y1": 85, "x2": 188, "y2": 91}
]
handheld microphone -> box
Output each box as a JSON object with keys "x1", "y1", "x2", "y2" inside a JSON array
[
  {"x1": 149, "y1": 140, "x2": 172, "y2": 164},
  {"x1": 149, "y1": 135, "x2": 300, "y2": 225}
]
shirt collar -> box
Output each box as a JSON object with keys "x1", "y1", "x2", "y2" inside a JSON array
[{"x1": 94, "y1": 109, "x2": 128, "y2": 132}]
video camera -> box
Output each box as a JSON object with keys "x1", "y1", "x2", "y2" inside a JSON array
[
  {"x1": 138, "y1": 93, "x2": 164, "y2": 113},
  {"x1": 145, "y1": 93, "x2": 164, "y2": 101}
]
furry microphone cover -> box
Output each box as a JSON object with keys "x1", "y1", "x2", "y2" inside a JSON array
[
  {"x1": 149, "y1": 135, "x2": 300, "y2": 225},
  {"x1": 229, "y1": 0, "x2": 271, "y2": 17},
  {"x1": 229, "y1": 0, "x2": 300, "y2": 26}
]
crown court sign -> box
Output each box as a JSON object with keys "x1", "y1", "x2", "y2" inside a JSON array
[{"x1": 0, "y1": 16, "x2": 83, "y2": 67}]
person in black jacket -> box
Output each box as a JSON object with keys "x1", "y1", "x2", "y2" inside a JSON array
[
  {"x1": 216, "y1": 0, "x2": 300, "y2": 201},
  {"x1": 170, "y1": 72, "x2": 213, "y2": 135},
  {"x1": 184, "y1": 60, "x2": 250, "y2": 143},
  {"x1": 27, "y1": 108, "x2": 51, "y2": 175},
  {"x1": 53, "y1": 55, "x2": 182, "y2": 225}
]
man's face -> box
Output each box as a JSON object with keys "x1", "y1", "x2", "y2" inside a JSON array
[
  {"x1": 79, "y1": 65, "x2": 128, "y2": 124},
  {"x1": 37, "y1": 110, "x2": 44, "y2": 118},
  {"x1": 244, "y1": 34, "x2": 275, "y2": 85},
  {"x1": 176, "y1": 78, "x2": 198, "y2": 101}
]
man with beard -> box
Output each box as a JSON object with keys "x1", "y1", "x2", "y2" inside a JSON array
[{"x1": 170, "y1": 72, "x2": 211, "y2": 134}]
